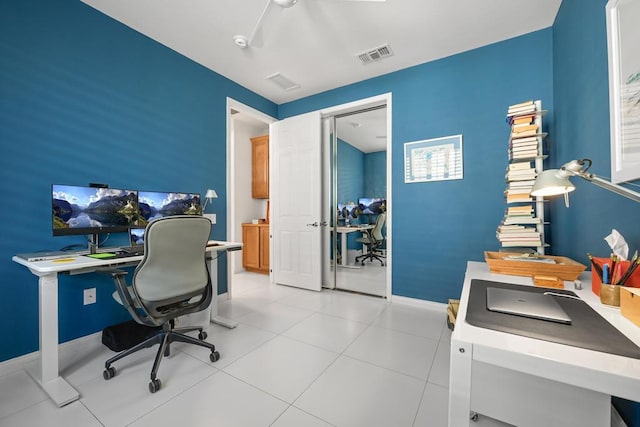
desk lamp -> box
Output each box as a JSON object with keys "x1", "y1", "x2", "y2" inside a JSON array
[
  {"x1": 202, "y1": 189, "x2": 218, "y2": 212},
  {"x1": 531, "y1": 159, "x2": 640, "y2": 207}
]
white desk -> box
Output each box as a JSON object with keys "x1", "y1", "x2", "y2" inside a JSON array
[
  {"x1": 12, "y1": 240, "x2": 241, "y2": 407},
  {"x1": 335, "y1": 225, "x2": 373, "y2": 267},
  {"x1": 449, "y1": 261, "x2": 640, "y2": 427}
]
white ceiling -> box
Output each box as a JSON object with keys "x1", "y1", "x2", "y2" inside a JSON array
[{"x1": 80, "y1": 0, "x2": 562, "y2": 106}]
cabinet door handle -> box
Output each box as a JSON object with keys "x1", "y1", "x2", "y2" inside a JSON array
[
  {"x1": 320, "y1": 221, "x2": 328, "y2": 227},
  {"x1": 306, "y1": 222, "x2": 319, "y2": 227}
]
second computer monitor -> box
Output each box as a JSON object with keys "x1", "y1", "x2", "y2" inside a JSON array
[
  {"x1": 358, "y1": 197, "x2": 385, "y2": 215},
  {"x1": 137, "y1": 191, "x2": 201, "y2": 227}
]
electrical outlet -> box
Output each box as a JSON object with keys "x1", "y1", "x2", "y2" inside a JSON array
[
  {"x1": 83, "y1": 288, "x2": 96, "y2": 305},
  {"x1": 204, "y1": 213, "x2": 216, "y2": 224}
]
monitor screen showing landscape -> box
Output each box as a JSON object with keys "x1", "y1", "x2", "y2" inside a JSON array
[
  {"x1": 129, "y1": 227, "x2": 145, "y2": 246},
  {"x1": 337, "y1": 203, "x2": 358, "y2": 219},
  {"x1": 52, "y1": 185, "x2": 139, "y2": 236},
  {"x1": 358, "y1": 197, "x2": 386, "y2": 214},
  {"x1": 137, "y1": 191, "x2": 201, "y2": 227}
]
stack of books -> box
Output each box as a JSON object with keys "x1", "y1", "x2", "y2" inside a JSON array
[
  {"x1": 502, "y1": 205, "x2": 542, "y2": 225},
  {"x1": 505, "y1": 162, "x2": 536, "y2": 203},
  {"x1": 496, "y1": 224, "x2": 542, "y2": 247},
  {"x1": 507, "y1": 100, "x2": 536, "y2": 117},
  {"x1": 497, "y1": 100, "x2": 545, "y2": 251},
  {"x1": 508, "y1": 104, "x2": 539, "y2": 159},
  {"x1": 509, "y1": 136, "x2": 539, "y2": 160}
]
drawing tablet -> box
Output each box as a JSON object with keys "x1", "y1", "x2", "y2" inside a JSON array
[{"x1": 486, "y1": 287, "x2": 572, "y2": 325}]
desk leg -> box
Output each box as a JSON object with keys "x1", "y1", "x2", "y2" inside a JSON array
[
  {"x1": 340, "y1": 232, "x2": 348, "y2": 266},
  {"x1": 29, "y1": 273, "x2": 79, "y2": 407},
  {"x1": 208, "y1": 256, "x2": 238, "y2": 329},
  {"x1": 449, "y1": 338, "x2": 473, "y2": 427}
]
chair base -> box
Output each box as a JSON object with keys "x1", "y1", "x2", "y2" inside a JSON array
[
  {"x1": 355, "y1": 251, "x2": 385, "y2": 266},
  {"x1": 103, "y1": 323, "x2": 219, "y2": 393}
]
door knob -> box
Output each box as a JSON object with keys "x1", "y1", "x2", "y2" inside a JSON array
[{"x1": 306, "y1": 222, "x2": 319, "y2": 227}]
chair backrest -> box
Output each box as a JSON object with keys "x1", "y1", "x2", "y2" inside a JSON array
[
  {"x1": 132, "y1": 215, "x2": 212, "y2": 321},
  {"x1": 372, "y1": 213, "x2": 386, "y2": 242}
]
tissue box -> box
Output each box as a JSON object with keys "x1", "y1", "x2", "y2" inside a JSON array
[
  {"x1": 591, "y1": 257, "x2": 640, "y2": 296},
  {"x1": 620, "y1": 287, "x2": 640, "y2": 327}
]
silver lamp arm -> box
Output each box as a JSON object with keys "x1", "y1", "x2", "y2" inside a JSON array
[{"x1": 563, "y1": 159, "x2": 640, "y2": 203}]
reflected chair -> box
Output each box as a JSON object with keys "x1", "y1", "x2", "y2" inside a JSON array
[
  {"x1": 355, "y1": 213, "x2": 386, "y2": 266},
  {"x1": 102, "y1": 215, "x2": 220, "y2": 393}
]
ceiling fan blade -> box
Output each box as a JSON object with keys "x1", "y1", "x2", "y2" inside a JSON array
[
  {"x1": 248, "y1": 0, "x2": 275, "y2": 47},
  {"x1": 251, "y1": 26, "x2": 264, "y2": 48}
]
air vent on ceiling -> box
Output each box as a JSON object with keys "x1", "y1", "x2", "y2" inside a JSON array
[
  {"x1": 266, "y1": 72, "x2": 300, "y2": 91},
  {"x1": 356, "y1": 44, "x2": 393, "y2": 65}
]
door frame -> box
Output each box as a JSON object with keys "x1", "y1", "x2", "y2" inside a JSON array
[
  {"x1": 226, "y1": 93, "x2": 392, "y2": 301},
  {"x1": 226, "y1": 97, "x2": 277, "y2": 298},
  {"x1": 320, "y1": 93, "x2": 392, "y2": 300}
]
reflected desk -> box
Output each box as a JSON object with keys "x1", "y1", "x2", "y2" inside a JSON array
[
  {"x1": 12, "y1": 240, "x2": 241, "y2": 407},
  {"x1": 334, "y1": 224, "x2": 373, "y2": 267},
  {"x1": 449, "y1": 261, "x2": 640, "y2": 427}
]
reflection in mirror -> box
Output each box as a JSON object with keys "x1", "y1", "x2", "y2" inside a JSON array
[{"x1": 332, "y1": 106, "x2": 388, "y2": 297}]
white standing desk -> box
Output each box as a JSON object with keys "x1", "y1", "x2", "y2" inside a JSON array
[
  {"x1": 449, "y1": 261, "x2": 640, "y2": 427},
  {"x1": 12, "y1": 240, "x2": 241, "y2": 407},
  {"x1": 335, "y1": 224, "x2": 373, "y2": 267}
]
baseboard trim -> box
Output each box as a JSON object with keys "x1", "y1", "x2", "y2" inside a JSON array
[
  {"x1": 391, "y1": 294, "x2": 447, "y2": 311},
  {"x1": 0, "y1": 331, "x2": 102, "y2": 378}
]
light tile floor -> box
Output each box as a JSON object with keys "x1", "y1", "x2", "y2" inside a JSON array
[{"x1": 0, "y1": 272, "x2": 451, "y2": 426}]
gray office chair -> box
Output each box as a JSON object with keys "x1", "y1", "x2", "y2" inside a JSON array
[
  {"x1": 103, "y1": 215, "x2": 219, "y2": 393},
  {"x1": 355, "y1": 213, "x2": 386, "y2": 266}
]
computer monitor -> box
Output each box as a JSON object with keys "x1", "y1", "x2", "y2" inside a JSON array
[
  {"x1": 129, "y1": 227, "x2": 145, "y2": 246},
  {"x1": 137, "y1": 191, "x2": 201, "y2": 227},
  {"x1": 358, "y1": 197, "x2": 386, "y2": 215},
  {"x1": 337, "y1": 203, "x2": 358, "y2": 219},
  {"x1": 52, "y1": 184, "x2": 139, "y2": 236}
]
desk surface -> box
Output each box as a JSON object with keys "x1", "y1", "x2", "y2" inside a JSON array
[
  {"x1": 453, "y1": 261, "x2": 640, "y2": 402},
  {"x1": 335, "y1": 224, "x2": 373, "y2": 233},
  {"x1": 13, "y1": 240, "x2": 242, "y2": 275}
]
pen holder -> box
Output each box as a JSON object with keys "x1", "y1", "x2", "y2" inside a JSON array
[
  {"x1": 599, "y1": 284, "x2": 620, "y2": 307},
  {"x1": 591, "y1": 257, "x2": 640, "y2": 296}
]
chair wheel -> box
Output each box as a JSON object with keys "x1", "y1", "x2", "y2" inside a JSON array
[
  {"x1": 210, "y1": 351, "x2": 220, "y2": 362},
  {"x1": 103, "y1": 366, "x2": 116, "y2": 380},
  {"x1": 149, "y1": 378, "x2": 161, "y2": 393},
  {"x1": 198, "y1": 331, "x2": 207, "y2": 340}
]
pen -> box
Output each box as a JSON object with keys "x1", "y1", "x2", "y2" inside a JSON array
[
  {"x1": 612, "y1": 263, "x2": 622, "y2": 285},
  {"x1": 620, "y1": 257, "x2": 640, "y2": 287},
  {"x1": 610, "y1": 254, "x2": 617, "y2": 281},
  {"x1": 602, "y1": 263, "x2": 609, "y2": 284},
  {"x1": 587, "y1": 253, "x2": 603, "y2": 280},
  {"x1": 618, "y1": 251, "x2": 639, "y2": 286}
]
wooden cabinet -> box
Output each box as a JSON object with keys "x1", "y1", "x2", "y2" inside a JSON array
[
  {"x1": 242, "y1": 223, "x2": 270, "y2": 274},
  {"x1": 251, "y1": 135, "x2": 269, "y2": 199}
]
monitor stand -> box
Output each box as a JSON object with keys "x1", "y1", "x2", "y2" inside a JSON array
[{"x1": 88, "y1": 233, "x2": 99, "y2": 254}]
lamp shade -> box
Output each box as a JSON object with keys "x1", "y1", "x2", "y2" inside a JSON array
[
  {"x1": 531, "y1": 169, "x2": 576, "y2": 197},
  {"x1": 205, "y1": 189, "x2": 218, "y2": 199}
]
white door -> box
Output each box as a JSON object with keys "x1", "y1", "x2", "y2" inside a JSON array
[{"x1": 270, "y1": 111, "x2": 322, "y2": 291}]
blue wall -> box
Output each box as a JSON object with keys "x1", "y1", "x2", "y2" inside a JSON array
[
  {"x1": 0, "y1": 0, "x2": 276, "y2": 362},
  {"x1": 551, "y1": 0, "x2": 640, "y2": 265},
  {"x1": 337, "y1": 139, "x2": 365, "y2": 207},
  {"x1": 364, "y1": 151, "x2": 387, "y2": 198},
  {"x1": 280, "y1": 29, "x2": 554, "y2": 303},
  {"x1": 553, "y1": 0, "x2": 640, "y2": 425}
]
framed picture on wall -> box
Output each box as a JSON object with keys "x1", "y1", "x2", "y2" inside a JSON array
[
  {"x1": 606, "y1": 0, "x2": 640, "y2": 183},
  {"x1": 404, "y1": 134, "x2": 463, "y2": 183}
]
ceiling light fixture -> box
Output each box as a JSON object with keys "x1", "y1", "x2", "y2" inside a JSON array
[
  {"x1": 233, "y1": 35, "x2": 248, "y2": 48},
  {"x1": 273, "y1": 0, "x2": 298, "y2": 8}
]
